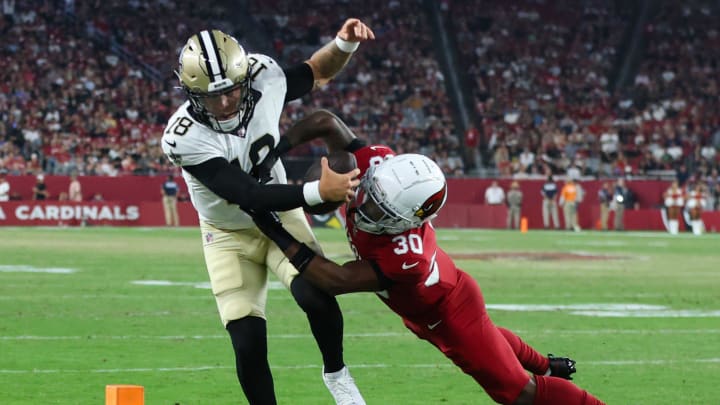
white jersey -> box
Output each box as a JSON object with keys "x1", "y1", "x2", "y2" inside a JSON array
[{"x1": 162, "y1": 53, "x2": 288, "y2": 230}]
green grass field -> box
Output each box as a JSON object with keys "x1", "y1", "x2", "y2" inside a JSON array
[{"x1": 1, "y1": 227, "x2": 718, "y2": 404}]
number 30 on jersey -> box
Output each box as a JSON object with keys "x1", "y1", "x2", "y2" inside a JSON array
[{"x1": 392, "y1": 234, "x2": 423, "y2": 255}]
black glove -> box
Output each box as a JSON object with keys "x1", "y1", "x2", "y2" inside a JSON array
[
  {"x1": 250, "y1": 210, "x2": 295, "y2": 251},
  {"x1": 249, "y1": 136, "x2": 292, "y2": 184}
]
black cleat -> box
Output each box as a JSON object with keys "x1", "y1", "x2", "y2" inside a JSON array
[{"x1": 548, "y1": 354, "x2": 576, "y2": 380}]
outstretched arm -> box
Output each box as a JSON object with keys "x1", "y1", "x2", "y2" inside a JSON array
[
  {"x1": 305, "y1": 18, "x2": 375, "y2": 89},
  {"x1": 251, "y1": 211, "x2": 389, "y2": 295}
]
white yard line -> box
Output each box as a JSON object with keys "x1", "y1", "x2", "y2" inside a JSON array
[
  {"x1": 0, "y1": 265, "x2": 77, "y2": 274},
  {"x1": 582, "y1": 231, "x2": 720, "y2": 239},
  {"x1": 3, "y1": 329, "x2": 720, "y2": 341},
  {"x1": 1, "y1": 358, "x2": 719, "y2": 374},
  {"x1": 3, "y1": 292, "x2": 696, "y2": 300}
]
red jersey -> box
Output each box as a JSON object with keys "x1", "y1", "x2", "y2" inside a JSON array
[
  {"x1": 352, "y1": 144, "x2": 395, "y2": 178},
  {"x1": 347, "y1": 144, "x2": 460, "y2": 325}
]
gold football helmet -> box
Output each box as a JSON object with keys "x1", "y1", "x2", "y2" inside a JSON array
[{"x1": 176, "y1": 30, "x2": 252, "y2": 133}]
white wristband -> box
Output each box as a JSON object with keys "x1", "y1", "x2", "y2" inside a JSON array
[
  {"x1": 303, "y1": 180, "x2": 324, "y2": 206},
  {"x1": 335, "y1": 36, "x2": 359, "y2": 53}
]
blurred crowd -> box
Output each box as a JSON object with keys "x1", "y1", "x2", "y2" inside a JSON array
[
  {"x1": 0, "y1": 0, "x2": 240, "y2": 177},
  {"x1": 0, "y1": 0, "x2": 718, "y2": 186},
  {"x1": 250, "y1": 0, "x2": 464, "y2": 175},
  {"x1": 449, "y1": 0, "x2": 720, "y2": 182}
]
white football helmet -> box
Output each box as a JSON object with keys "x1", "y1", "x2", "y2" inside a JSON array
[{"x1": 354, "y1": 154, "x2": 448, "y2": 235}]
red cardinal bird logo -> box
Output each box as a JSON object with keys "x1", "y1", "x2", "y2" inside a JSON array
[{"x1": 414, "y1": 186, "x2": 447, "y2": 219}]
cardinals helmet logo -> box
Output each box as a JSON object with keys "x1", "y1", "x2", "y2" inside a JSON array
[{"x1": 414, "y1": 186, "x2": 447, "y2": 219}]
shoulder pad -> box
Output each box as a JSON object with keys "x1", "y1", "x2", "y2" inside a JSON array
[
  {"x1": 248, "y1": 53, "x2": 285, "y2": 81},
  {"x1": 353, "y1": 145, "x2": 396, "y2": 178},
  {"x1": 161, "y1": 108, "x2": 223, "y2": 167}
]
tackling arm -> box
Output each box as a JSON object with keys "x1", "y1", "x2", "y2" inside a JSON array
[
  {"x1": 251, "y1": 211, "x2": 387, "y2": 295},
  {"x1": 290, "y1": 244, "x2": 384, "y2": 295},
  {"x1": 282, "y1": 110, "x2": 359, "y2": 153},
  {"x1": 251, "y1": 110, "x2": 362, "y2": 191}
]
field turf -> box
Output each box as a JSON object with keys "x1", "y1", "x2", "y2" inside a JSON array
[{"x1": 1, "y1": 227, "x2": 718, "y2": 404}]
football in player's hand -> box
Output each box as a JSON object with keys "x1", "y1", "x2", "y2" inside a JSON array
[{"x1": 303, "y1": 151, "x2": 357, "y2": 215}]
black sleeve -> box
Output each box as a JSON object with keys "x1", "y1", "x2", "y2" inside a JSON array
[
  {"x1": 368, "y1": 260, "x2": 394, "y2": 290},
  {"x1": 283, "y1": 62, "x2": 314, "y2": 102},
  {"x1": 183, "y1": 157, "x2": 307, "y2": 212}
]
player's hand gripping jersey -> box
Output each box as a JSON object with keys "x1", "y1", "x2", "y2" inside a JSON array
[{"x1": 346, "y1": 144, "x2": 461, "y2": 325}]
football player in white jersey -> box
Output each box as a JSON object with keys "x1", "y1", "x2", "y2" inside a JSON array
[{"x1": 161, "y1": 21, "x2": 374, "y2": 405}]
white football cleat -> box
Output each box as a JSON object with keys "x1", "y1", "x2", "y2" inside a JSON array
[{"x1": 322, "y1": 366, "x2": 366, "y2": 405}]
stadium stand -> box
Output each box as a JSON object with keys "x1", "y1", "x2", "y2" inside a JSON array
[
  {"x1": 0, "y1": 0, "x2": 718, "y2": 205},
  {"x1": 249, "y1": 0, "x2": 465, "y2": 176}
]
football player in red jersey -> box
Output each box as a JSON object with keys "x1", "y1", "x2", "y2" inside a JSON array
[{"x1": 252, "y1": 110, "x2": 605, "y2": 405}]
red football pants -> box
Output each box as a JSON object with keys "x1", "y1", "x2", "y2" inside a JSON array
[{"x1": 404, "y1": 271, "x2": 530, "y2": 404}]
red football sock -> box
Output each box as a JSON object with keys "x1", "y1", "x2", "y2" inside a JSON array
[
  {"x1": 498, "y1": 327, "x2": 550, "y2": 375},
  {"x1": 533, "y1": 375, "x2": 605, "y2": 405}
]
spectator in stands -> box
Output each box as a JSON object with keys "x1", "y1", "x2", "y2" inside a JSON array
[
  {"x1": 494, "y1": 143, "x2": 511, "y2": 176},
  {"x1": 506, "y1": 181, "x2": 523, "y2": 229},
  {"x1": 566, "y1": 161, "x2": 582, "y2": 181},
  {"x1": 597, "y1": 182, "x2": 613, "y2": 231},
  {"x1": 559, "y1": 178, "x2": 581, "y2": 232},
  {"x1": 32, "y1": 174, "x2": 48, "y2": 200},
  {"x1": 712, "y1": 182, "x2": 720, "y2": 211},
  {"x1": 484, "y1": 181, "x2": 505, "y2": 206},
  {"x1": 68, "y1": 172, "x2": 82, "y2": 202},
  {"x1": 0, "y1": 170, "x2": 9, "y2": 202},
  {"x1": 541, "y1": 175, "x2": 560, "y2": 229},
  {"x1": 161, "y1": 174, "x2": 179, "y2": 227},
  {"x1": 465, "y1": 125, "x2": 480, "y2": 170},
  {"x1": 518, "y1": 147, "x2": 535, "y2": 175},
  {"x1": 676, "y1": 164, "x2": 690, "y2": 186},
  {"x1": 25, "y1": 153, "x2": 41, "y2": 175},
  {"x1": 2, "y1": 0, "x2": 15, "y2": 23}
]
